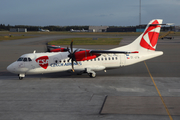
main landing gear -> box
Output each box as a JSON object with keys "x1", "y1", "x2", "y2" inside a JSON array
[
  {"x1": 77, "y1": 68, "x2": 96, "y2": 78},
  {"x1": 85, "y1": 68, "x2": 96, "y2": 78},
  {"x1": 88, "y1": 73, "x2": 96, "y2": 78},
  {"x1": 18, "y1": 74, "x2": 25, "y2": 80}
]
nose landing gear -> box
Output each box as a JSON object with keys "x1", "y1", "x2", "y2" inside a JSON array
[{"x1": 18, "y1": 74, "x2": 25, "y2": 80}]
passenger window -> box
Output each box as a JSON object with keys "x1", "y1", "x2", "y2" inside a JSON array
[
  {"x1": 112, "y1": 57, "x2": 114, "y2": 60},
  {"x1": 94, "y1": 58, "x2": 96, "y2": 61},
  {"x1": 105, "y1": 58, "x2": 107, "y2": 60},
  {"x1": 17, "y1": 57, "x2": 23, "y2": 61},
  {"x1": 109, "y1": 57, "x2": 111, "y2": 60},
  {"x1": 101, "y1": 58, "x2": 103, "y2": 61},
  {"x1": 23, "y1": 58, "x2": 27, "y2": 62},
  {"x1": 28, "y1": 58, "x2": 32, "y2": 61},
  {"x1": 116, "y1": 57, "x2": 118, "y2": 60},
  {"x1": 98, "y1": 58, "x2": 100, "y2": 61}
]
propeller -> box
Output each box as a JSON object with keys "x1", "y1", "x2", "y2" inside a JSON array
[{"x1": 67, "y1": 40, "x2": 79, "y2": 72}]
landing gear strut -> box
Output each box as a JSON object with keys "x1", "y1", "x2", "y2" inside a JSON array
[{"x1": 85, "y1": 68, "x2": 96, "y2": 78}]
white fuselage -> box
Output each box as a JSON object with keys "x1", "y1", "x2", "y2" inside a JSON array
[{"x1": 7, "y1": 51, "x2": 163, "y2": 75}]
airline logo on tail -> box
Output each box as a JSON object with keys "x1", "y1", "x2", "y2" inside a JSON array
[{"x1": 140, "y1": 20, "x2": 161, "y2": 50}]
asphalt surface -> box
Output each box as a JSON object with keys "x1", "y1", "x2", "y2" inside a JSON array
[{"x1": 0, "y1": 34, "x2": 180, "y2": 120}]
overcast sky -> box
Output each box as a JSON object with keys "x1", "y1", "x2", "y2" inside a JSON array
[{"x1": 0, "y1": 0, "x2": 180, "y2": 26}]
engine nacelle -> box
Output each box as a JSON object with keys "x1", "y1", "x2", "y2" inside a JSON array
[
  {"x1": 75, "y1": 50, "x2": 100, "y2": 61},
  {"x1": 50, "y1": 48, "x2": 68, "y2": 52}
]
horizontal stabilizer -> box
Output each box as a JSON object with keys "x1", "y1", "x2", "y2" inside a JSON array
[{"x1": 150, "y1": 23, "x2": 174, "y2": 26}]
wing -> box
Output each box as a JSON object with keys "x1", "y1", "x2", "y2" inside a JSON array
[
  {"x1": 47, "y1": 41, "x2": 139, "y2": 72},
  {"x1": 90, "y1": 50, "x2": 139, "y2": 54}
]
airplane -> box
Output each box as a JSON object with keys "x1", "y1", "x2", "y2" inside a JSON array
[
  {"x1": 7, "y1": 19, "x2": 165, "y2": 80},
  {"x1": 70, "y1": 29, "x2": 88, "y2": 32},
  {"x1": 39, "y1": 28, "x2": 50, "y2": 32}
]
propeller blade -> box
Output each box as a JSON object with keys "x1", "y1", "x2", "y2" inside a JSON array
[
  {"x1": 67, "y1": 40, "x2": 79, "y2": 72},
  {"x1": 70, "y1": 40, "x2": 73, "y2": 53},
  {"x1": 75, "y1": 60, "x2": 79, "y2": 65},
  {"x1": 73, "y1": 48, "x2": 79, "y2": 54},
  {"x1": 67, "y1": 46, "x2": 70, "y2": 53},
  {"x1": 67, "y1": 58, "x2": 71, "y2": 62},
  {"x1": 71, "y1": 59, "x2": 74, "y2": 72}
]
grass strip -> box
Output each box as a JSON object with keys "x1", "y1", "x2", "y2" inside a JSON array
[{"x1": 48, "y1": 38, "x2": 122, "y2": 45}]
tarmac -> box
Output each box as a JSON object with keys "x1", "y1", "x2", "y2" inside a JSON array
[{"x1": 0, "y1": 34, "x2": 180, "y2": 120}]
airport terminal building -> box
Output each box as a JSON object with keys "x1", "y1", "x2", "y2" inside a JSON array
[
  {"x1": 89, "y1": 26, "x2": 109, "y2": 32},
  {"x1": 10, "y1": 28, "x2": 27, "y2": 32},
  {"x1": 88, "y1": 25, "x2": 146, "y2": 32}
]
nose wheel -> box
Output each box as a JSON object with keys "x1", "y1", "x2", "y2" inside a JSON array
[
  {"x1": 19, "y1": 77, "x2": 23, "y2": 80},
  {"x1": 18, "y1": 74, "x2": 25, "y2": 80}
]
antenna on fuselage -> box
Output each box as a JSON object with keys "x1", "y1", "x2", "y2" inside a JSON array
[{"x1": 33, "y1": 50, "x2": 36, "y2": 53}]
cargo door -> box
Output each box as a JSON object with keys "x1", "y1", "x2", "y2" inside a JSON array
[{"x1": 120, "y1": 54, "x2": 126, "y2": 66}]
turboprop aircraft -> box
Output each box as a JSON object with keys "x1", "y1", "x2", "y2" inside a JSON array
[
  {"x1": 39, "y1": 28, "x2": 50, "y2": 32},
  {"x1": 7, "y1": 19, "x2": 165, "y2": 80}
]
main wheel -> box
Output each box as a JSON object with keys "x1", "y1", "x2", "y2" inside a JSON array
[{"x1": 89, "y1": 73, "x2": 96, "y2": 78}]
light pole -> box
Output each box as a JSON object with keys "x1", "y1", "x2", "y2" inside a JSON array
[
  {"x1": 139, "y1": 0, "x2": 141, "y2": 26},
  {"x1": 139, "y1": 0, "x2": 141, "y2": 32}
]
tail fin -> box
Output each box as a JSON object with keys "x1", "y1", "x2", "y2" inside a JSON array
[
  {"x1": 111, "y1": 19, "x2": 163, "y2": 52},
  {"x1": 139, "y1": 19, "x2": 162, "y2": 51}
]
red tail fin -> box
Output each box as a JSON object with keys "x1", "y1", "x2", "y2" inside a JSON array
[{"x1": 140, "y1": 20, "x2": 162, "y2": 51}]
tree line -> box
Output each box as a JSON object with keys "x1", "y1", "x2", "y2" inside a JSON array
[
  {"x1": 0, "y1": 24, "x2": 174, "y2": 32},
  {"x1": 0, "y1": 24, "x2": 89, "y2": 31}
]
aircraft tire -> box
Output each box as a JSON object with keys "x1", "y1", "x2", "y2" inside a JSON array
[
  {"x1": 89, "y1": 73, "x2": 96, "y2": 78},
  {"x1": 18, "y1": 74, "x2": 25, "y2": 80},
  {"x1": 19, "y1": 77, "x2": 23, "y2": 80}
]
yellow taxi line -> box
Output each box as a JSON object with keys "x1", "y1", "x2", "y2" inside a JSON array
[{"x1": 144, "y1": 61, "x2": 173, "y2": 120}]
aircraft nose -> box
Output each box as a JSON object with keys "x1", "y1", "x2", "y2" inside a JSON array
[{"x1": 7, "y1": 64, "x2": 14, "y2": 73}]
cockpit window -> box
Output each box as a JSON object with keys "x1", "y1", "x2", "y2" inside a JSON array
[
  {"x1": 23, "y1": 58, "x2": 28, "y2": 62},
  {"x1": 17, "y1": 57, "x2": 23, "y2": 61},
  {"x1": 28, "y1": 58, "x2": 32, "y2": 61},
  {"x1": 17, "y1": 57, "x2": 32, "y2": 62}
]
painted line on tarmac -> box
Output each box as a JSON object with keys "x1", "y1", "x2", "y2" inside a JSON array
[{"x1": 144, "y1": 61, "x2": 173, "y2": 120}]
